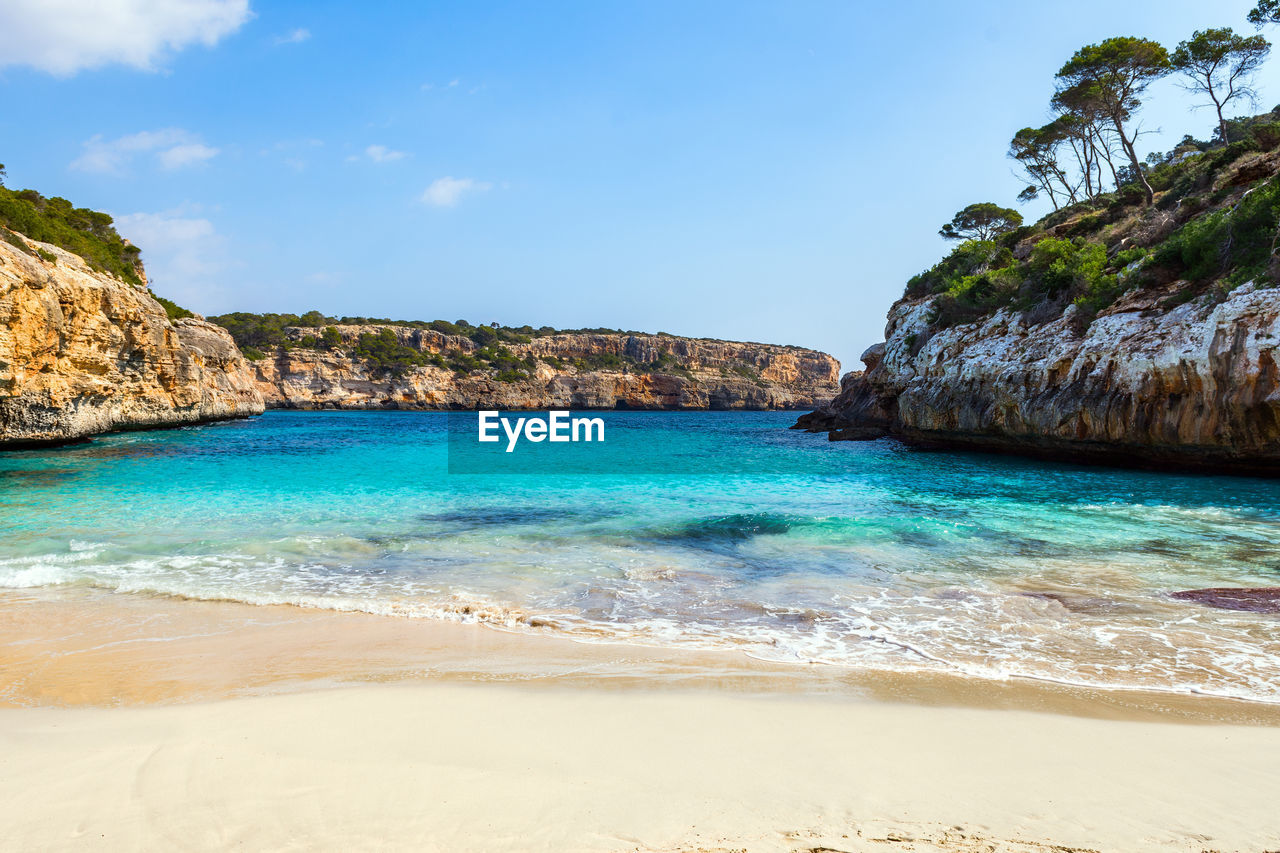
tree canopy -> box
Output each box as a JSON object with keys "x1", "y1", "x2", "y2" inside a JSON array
[
  {"x1": 1009, "y1": 123, "x2": 1075, "y2": 210},
  {"x1": 939, "y1": 203, "x2": 1023, "y2": 241},
  {"x1": 1249, "y1": 0, "x2": 1280, "y2": 28},
  {"x1": 1172, "y1": 28, "x2": 1271, "y2": 142},
  {"x1": 1056, "y1": 37, "x2": 1172, "y2": 204},
  {"x1": 0, "y1": 185, "x2": 143, "y2": 285}
]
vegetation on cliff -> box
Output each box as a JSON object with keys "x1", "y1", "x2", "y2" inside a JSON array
[
  {"x1": 209, "y1": 311, "x2": 710, "y2": 380},
  {"x1": 208, "y1": 311, "x2": 658, "y2": 351},
  {"x1": 0, "y1": 166, "x2": 199, "y2": 323},
  {"x1": 0, "y1": 177, "x2": 144, "y2": 287},
  {"x1": 908, "y1": 3, "x2": 1280, "y2": 333}
]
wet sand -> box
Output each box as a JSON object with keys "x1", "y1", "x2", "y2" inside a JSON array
[
  {"x1": 3, "y1": 587, "x2": 1279, "y2": 724},
  {"x1": 3, "y1": 588, "x2": 1280, "y2": 851}
]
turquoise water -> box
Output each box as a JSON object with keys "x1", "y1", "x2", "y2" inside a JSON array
[{"x1": 2, "y1": 410, "x2": 1280, "y2": 702}]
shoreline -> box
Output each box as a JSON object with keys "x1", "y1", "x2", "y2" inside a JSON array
[
  {"x1": 4, "y1": 587, "x2": 1279, "y2": 725},
  {"x1": 4, "y1": 589, "x2": 1280, "y2": 850}
]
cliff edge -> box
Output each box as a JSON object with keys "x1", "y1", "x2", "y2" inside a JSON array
[
  {"x1": 225, "y1": 320, "x2": 840, "y2": 411},
  {"x1": 797, "y1": 109, "x2": 1280, "y2": 474},
  {"x1": 0, "y1": 235, "x2": 264, "y2": 447},
  {"x1": 795, "y1": 284, "x2": 1280, "y2": 472}
]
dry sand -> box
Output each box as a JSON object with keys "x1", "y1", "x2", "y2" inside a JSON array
[
  {"x1": 3, "y1": 590, "x2": 1280, "y2": 852},
  {"x1": 4, "y1": 683, "x2": 1280, "y2": 852}
]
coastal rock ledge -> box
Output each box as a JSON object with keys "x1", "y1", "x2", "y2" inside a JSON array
[
  {"x1": 250, "y1": 327, "x2": 841, "y2": 411},
  {"x1": 795, "y1": 284, "x2": 1280, "y2": 474},
  {"x1": 1, "y1": 237, "x2": 264, "y2": 447}
]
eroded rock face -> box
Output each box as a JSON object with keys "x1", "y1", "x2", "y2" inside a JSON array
[
  {"x1": 252, "y1": 329, "x2": 840, "y2": 411},
  {"x1": 797, "y1": 283, "x2": 1280, "y2": 472},
  {"x1": 0, "y1": 237, "x2": 264, "y2": 446}
]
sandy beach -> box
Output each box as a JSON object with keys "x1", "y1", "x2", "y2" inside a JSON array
[
  {"x1": 3, "y1": 590, "x2": 1280, "y2": 852},
  {"x1": 5, "y1": 680, "x2": 1280, "y2": 852},
  {"x1": 10, "y1": 1, "x2": 1280, "y2": 850}
]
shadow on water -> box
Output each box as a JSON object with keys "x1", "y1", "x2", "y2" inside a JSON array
[
  {"x1": 651, "y1": 512, "x2": 799, "y2": 546},
  {"x1": 419, "y1": 505, "x2": 620, "y2": 530},
  {"x1": 0, "y1": 469, "x2": 82, "y2": 486},
  {"x1": 887, "y1": 443, "x2": 1280, "y2": 513}
]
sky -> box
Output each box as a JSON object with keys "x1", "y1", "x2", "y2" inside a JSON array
[{"x1": 2, "y1": 0, "x2": 1278, "y2": 373}]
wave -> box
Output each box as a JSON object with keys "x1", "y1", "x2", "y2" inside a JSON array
[{"x1": 5, "y1": 547, "x2": 1279, "y2": 706}]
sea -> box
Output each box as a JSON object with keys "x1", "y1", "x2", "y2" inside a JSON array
[{"x1": 2, "y1": 410, "x2": 1279, "y2": 703}]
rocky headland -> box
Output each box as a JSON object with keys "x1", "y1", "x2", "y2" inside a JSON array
[
  {"x1": 796, "y1": 283, "x2": 1280, "y2": 472},
  {"x1": 797, "y1": 117, "x2": 1280, "y2": 474},
  {"x1": 0, "y1": 235, "x2": 263, "y2": 447},
  {"x1": 245, "y1": 324, "x2": 840, "y2": 410}
]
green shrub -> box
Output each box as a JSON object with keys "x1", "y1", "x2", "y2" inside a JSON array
[
  {"x1": 905, "y1": 240, "x2": 1014, "y2": 298},
  {"x1": 1111, "y1": 246, "x2": 1148, "y2": 269},
  {"x1": 1252, "y1": 122, "x2": 1280, "y2": 150},
  {"x1": 571, "y1": 352, "x2": 629, "y2": 371},
  {"x1": 0, "y1": 186, "x2": 143, "y2": 285},
  {"x1": 208, "y1": 312, "x2": 301, "y2": 350},
  {"x1": 2, "y1": 226, "x2": 34, "y2": 255},
  {"x1": 353, "y1": 328, "x2": 429, "y2": 376},
  {"x1": 153, "y1": 295, "x2": 194, "y2": 321},
  {"x1": 1210, "y1": 138, "x2": 1260, "y2": 171},
  {"x1": 1113, "y1": 184, "x2": 1147, "y2": 207},
  {"x1": 1039, "y1": 198, "x2": 1107, "y2": 230},
  {"x1": 997, "y1": 225, "x2": 1037, "y2": 248},
  {"x1": 929, "y1": 237, "x2": 1126, "y2": 327},
  {"x1": 447, "y1": 353, "x2": 483, "y2": 374},
  {"x1": 1144, "y1": 161, "x2": 1180, "y2": 193},
  {"x1": 241, "y1": 347, "x2": 266, "y2": 361},
  {"x1": 1152, "y1": 174, "x2": 1280, "y2": 285},
  {"x1": 1020, "y1": 238, "x2": 1114, "y2": 305},
  {"x1": 932, "y1": 267, "x2": 1021, "y2": 327},
  {"x1": 1062, "y1": 213, "x2": 1102, "y2": 238}
]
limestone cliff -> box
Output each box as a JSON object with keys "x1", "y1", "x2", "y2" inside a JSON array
[
  {"x1": 250, "y1": 325, "x2": 839, "y2": 410},
  {"x1": 0, "y1": 235, "x2": 264, "y2": 446},
  {"x1": 796, "y1": 282, "x2": 1280, "y2": 473}
]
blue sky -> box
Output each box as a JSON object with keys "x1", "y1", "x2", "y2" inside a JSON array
[{"x1": 1, "y1": 0, "x2": 1277, "y2": 371}]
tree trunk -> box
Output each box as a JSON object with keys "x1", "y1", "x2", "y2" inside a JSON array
[
  {"x1": 1091, "y1": 126, "x2": 1121, "y2": 190},
  {"x1": 1113, "y1": 118, "x2": 1154, "y2": 204},
  {"x1": 1207, "y1": 79, "x2": 1229, "y2": 143}
]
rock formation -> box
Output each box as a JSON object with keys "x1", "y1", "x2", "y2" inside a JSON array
[
  {"x1": 795, "y1": 282, "x2": 1280, "y2": 473},
  {"x1": 250, "y1": 326, "x2": 840, "y2": 410},
  {"x1": 0, "y1": 235, "x2": 264, "y2": 446}
]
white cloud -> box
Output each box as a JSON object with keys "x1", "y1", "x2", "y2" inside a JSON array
[
  {"x1": 115, "y1": 207, "x2": 230, "y2": 308},
  {"x1": 363, "y1": 144, "x2": 406, "y2": 164},
  {"x1": 421, "y1": 176, "x2": 491, "y2": 207},
  {"x1": 71, "y1": 129, "x2": 219, "y2": 174},
  {"x1": 157, "y1": 142, "x2": 220, "y2": 170},
  {"x1": 421, "y1": 79, "x2": 462, "y2": 92},
  {"x1": 0, "y1": 0, "x2": 252, "y2": 76},
  {"x1": 273, "y1": 27, "x2": 309, "y2": 45}
]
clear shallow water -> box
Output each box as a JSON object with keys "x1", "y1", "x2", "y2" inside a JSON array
[{"x1": 2, "y1": 410, "x2": 1279, "y2": 702}]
